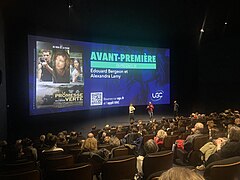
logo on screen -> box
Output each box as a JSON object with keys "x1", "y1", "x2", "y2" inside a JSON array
[
  {"x1": 151, "y1": 90, "x2": 164, "y2": 102},
  {"x1": 90, "y1": 92, "x2": 103, "y2": 106}
]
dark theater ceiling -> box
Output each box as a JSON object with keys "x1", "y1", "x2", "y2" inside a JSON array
[{"x1": 1, "y1": 0, "x2": 239, "y2": 47}]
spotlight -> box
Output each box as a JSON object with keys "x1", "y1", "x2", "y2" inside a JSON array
[
  {"x1": 224, "y1": 22, "x2": 227, "y2": 25},
  {"x1": 68, "y1": 0, "x2": 73, "y2": 8}
]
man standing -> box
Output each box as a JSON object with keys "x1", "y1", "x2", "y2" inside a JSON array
[
  {"x1": 129, "y1": 103, "x2": 135, "y2": 121},
  {"x1": 146, "y1": 102, "x2": 154, "y2": 120},
  {"x1": 173, "y1": 100, "x2": 179, "y2": 118}
]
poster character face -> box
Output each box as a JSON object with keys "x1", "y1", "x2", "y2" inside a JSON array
[
  {"x1": 55, "y1": 55, "x2": 66, "y2": 71},
  {"x1": 74, "y1": 59, "x2": 80, "y2": 69},
  {"x1": 42, "y1": 51, "x2": 51, "y2": 63}
]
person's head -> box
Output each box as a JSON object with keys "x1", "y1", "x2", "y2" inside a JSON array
[
  {"x1": 130, "y1": 119, "x2": 134, "y2": 125},
  {"x1": 48, "y1": 135, "x2": 58, "y2": 148},
  {"x1": 174, "y1": 100, "x2": 177, "y2": 104},
  {"x1": 159, "y1": 167, "x2": 204, "y2": 180},
  {"x1": 214, "y1": 137, "x2": 228, "y2": 147},
  {"x1": 227, "y1": 123, "x2": 234, "y2": 134},
  {"x1": 73, "y1": 59, "x2": 80, "y2": 70},
  {"x1": 22, "y1": 138, "x2": 33, "y2": 147},
  {"x1": 117, "y1": 125, "x2": 123, "y2": 132},
  {"x1": 58, "y1": 132, "x2": 66, "y2": 142},
  {"x1": 138, "y1": 120, "x2": 143, "y2": 125},
  {"x1": 207, "y1": 120, "x2": 216, "y2": 129},
  {"x1": 91, "y1": 125, "x2": 96, "y2": 131},
  {"x1": 234, "y1": 118, "x2": 240, "y2": 126},
  {"x1": 104, "y1": 124, "x2": 111, "y2": 131},
  {"x1": 41, "y1": 49, "x2": 52, "y2": 63},
  {"x1": 132, "y1": 127, "x2": 138, "y2": 133},
  {"x1": 87, "y1": 133, "x2": 94, "y2": 138},
  {"x1": 228, "y1": 126, "x2": 240, "y2": 142},
  {"x1": 102, "y1": 132, "x2": 107, "y2": 138},
  {"x1": 40, "y1": 134, "x2": 46, "y2": 142},
  {"x1": 70, "y1": 131, "x2": 77, "y2": 137},
  {"x1": 144, "y1": 139, "x2": 159, "y2": 154},
  {"x1": 46, "y1": 132, "x2": 53, "y2": 140},
  {"x1": 53, "y1": 50, "x2": 70, "y2": 73},
  {"x1": 156, "y1": 129, "x2": 167, "y2": 139},
  {"x1": 104, "y1": 136, "x2": 111, "y2": 143},
  {"x1": 192, "y1": 122, "x2": 204, "y2": 133}
]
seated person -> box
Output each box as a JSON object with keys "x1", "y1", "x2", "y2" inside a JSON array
[
  {"x1": 172, "y1": 122, "x2": 205, "y2": 161},
  {"x1": 196, "y1": 137, "x2": 228, "y2": 170},
  {"x1": 42, "y1": 135, "x2": 64, "y2": 153},
  {"x1": 184, "y1": 122, "x2": 204, "y2": 152},
  {"x1": 4, "y1": 140, "x2": 25, "y2": 162},
  {"x1": 154, "y1": 129, "x2": 167, "y2": 150},
  {"x1": 22, "y1": 138, "x2": 38, "y2": 161},
  {"x1": 34, "y1": 134, "x2": 49, "y2": 149},
  {"x1": 137, "y1": 139, "x2": 159, "y2": 176},
  {"x1": 68, "y1": 131, "x2": 79, "y2": 144},
  {"x1": 123, "y1": 127, "x2": 141, "y2": 145},
  {"x1": 109, "y1": 131, "x2": 121, "y2": 147},
  {"x1": 81, "y1": 133, "x2": 98, "y2": 152},
  {"x1": 57, "y1": 132, "x2": 68, "y2": 146}
]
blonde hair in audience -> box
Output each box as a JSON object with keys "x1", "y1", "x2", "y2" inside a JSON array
[
  {"x1": 156, "y1": 129, "x2": 167, "y2": 139},
  {"x1": 159, "y1": 167, "x2": 205, "y2": 180},
  {"x1": 195, "y1": 122, "x2": 204, "y2": 130}
]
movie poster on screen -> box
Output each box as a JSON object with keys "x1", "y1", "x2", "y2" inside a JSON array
[{"x1": 35, "y1": 41, "x2": 84, "y2": 109}]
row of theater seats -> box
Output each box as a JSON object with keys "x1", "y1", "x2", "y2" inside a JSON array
[
  {"x1": 0, "y1": 150, "x2": 173, "y2": 180},
  {"x1": 1, "y1": 153, "x2": 239, "y2": 180}
]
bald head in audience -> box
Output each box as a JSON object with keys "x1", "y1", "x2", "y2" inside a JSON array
[{"x1": 88, "y1": 132, "x2": 94, "y2": 138}]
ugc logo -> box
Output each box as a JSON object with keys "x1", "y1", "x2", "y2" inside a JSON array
[{"x1": 151, "y1": 90, "x2": 164, "y2": 102}]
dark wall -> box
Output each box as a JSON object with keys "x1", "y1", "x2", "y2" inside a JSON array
[
  {"x1": 195, "y1": 0, "x2": 240, "y2": 113},
  {"x1": 2, "y1": 0, "x2": 239, "y2": 140},
  {"x1": 0, "y1": 9, "x2": 7, "y2": 139},
  {"x1": 197, "y1": 36, "x2": 240, "y2": 113}
]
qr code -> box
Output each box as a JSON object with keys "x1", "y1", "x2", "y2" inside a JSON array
[{"x1": 90, "y1": 92, "x2": 103, "y2": 106}]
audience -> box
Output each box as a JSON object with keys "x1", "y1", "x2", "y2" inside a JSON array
[{"x1": 1, "y1": 108, "x2": 240, "y2": 180}]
